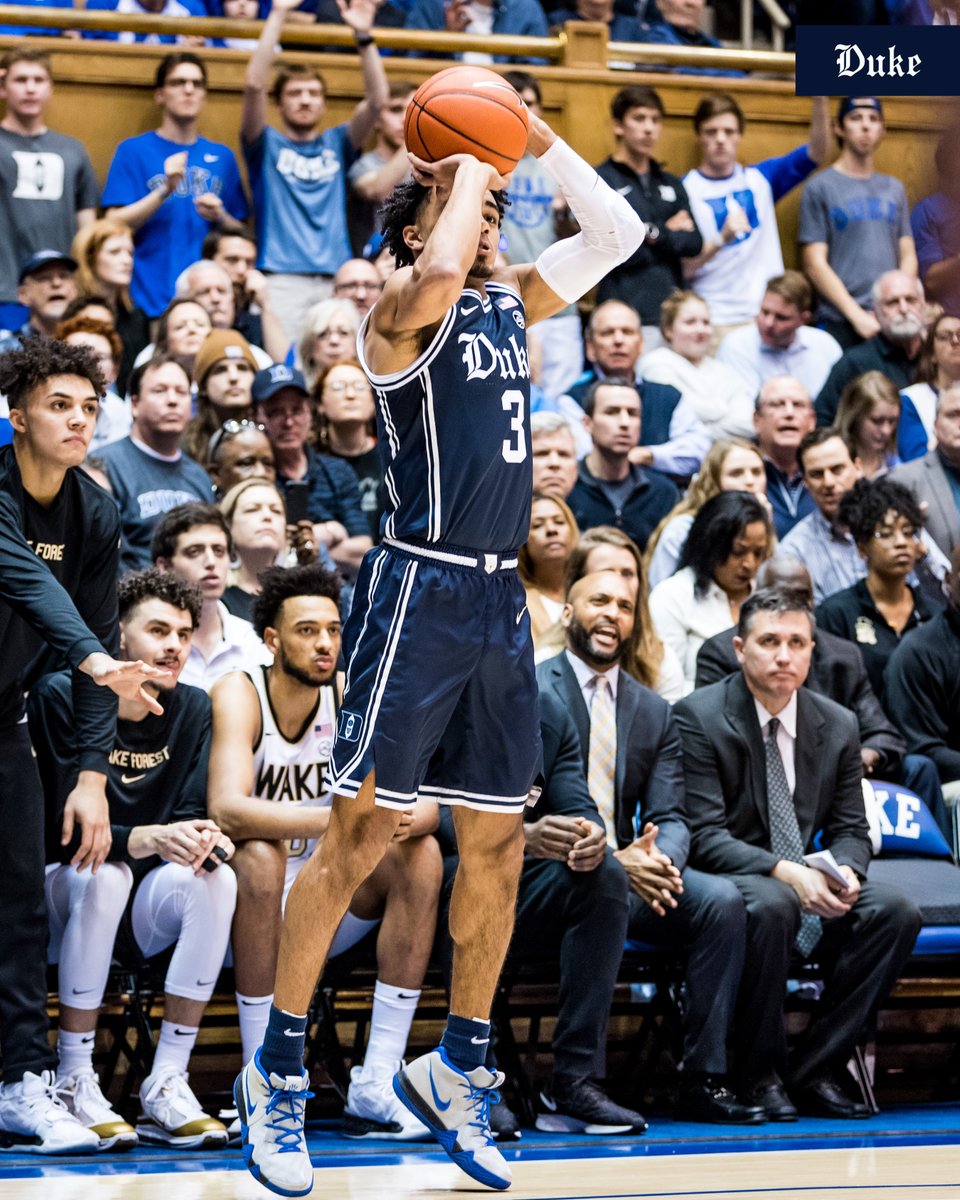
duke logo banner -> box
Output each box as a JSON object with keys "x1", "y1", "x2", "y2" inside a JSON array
[{"x1": 796, "y1": 26, "x2": 952, "y2": 95}]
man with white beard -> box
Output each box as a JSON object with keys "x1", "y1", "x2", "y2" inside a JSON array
[{"x1": 815, "y1": 270, "x2": 927, "y2": 426}]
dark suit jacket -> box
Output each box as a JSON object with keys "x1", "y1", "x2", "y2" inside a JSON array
[
  {"x1": 695, "y1": 624, "x2": 905, "y2": 775},
  {"x1": 673, "y1": 673, "x2": 871, "y2": 880},
  {"x1": 536, "y1": 652, "x2": 689, "y2": 869},
  {"x1": 891, "y1": 450, "x2": 960, "y2": 560}
]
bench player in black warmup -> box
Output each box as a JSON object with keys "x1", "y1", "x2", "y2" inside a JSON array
[
  {"x1": 236, "y1": 109, "x2": 644, "y2": 1195},
  {"x1": 0, "y1": 340, "x2": 169, "y2": 1154}
]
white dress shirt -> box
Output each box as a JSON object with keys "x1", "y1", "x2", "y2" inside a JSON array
[
  {"x1": 565, "y1": 649, "x2": 620, "y2": 708},
  {"x1": 648, "y1": 567, "x2": 738, "y2": 695},
  {"x1": 754, "y1": 691, "x2": 798, "y2": 796},
  {"x1": 180, "y1": 601, "x2": 272, "y2": 692}
]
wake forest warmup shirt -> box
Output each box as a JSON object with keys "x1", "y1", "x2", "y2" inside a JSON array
[
  {"x1": 28, "y1": 671, "x2": 211, "y2": 877},
  {"x1": 357, "y1": 283, "x2": 533, "y2": 553},
  {"x1": 0, "y1": 444, "x2": 119, "y2": 770}
]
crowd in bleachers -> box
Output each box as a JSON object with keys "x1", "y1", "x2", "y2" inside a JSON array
[{"x1": 1, "y1": 14, "x2": 960, "y2": 1163}]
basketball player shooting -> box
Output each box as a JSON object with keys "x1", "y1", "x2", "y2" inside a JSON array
[{"x1": 236, "y1": 94, "x2": 644, "y2": 1196}]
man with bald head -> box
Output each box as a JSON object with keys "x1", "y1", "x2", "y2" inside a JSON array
[
  {"x1": 560, "y1": 299, "x2": 710, "y2": 477},
  {"x1": 753, "y1": 376, "x2": 817, "y2": 540},
  {"x1": 696, "y1": 559, "x2": 949, "y2": 835},
  {"x1": 815, "y1": 270, "x2": 927, "y2": 426},
  {"x1": 537, "y1": 571, "x2": 760, "y2": 1126},
  {"x1": 332, "y1": 258, "x2": 383, "y2": 318}
]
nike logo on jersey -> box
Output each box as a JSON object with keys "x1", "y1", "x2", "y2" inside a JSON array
[
  {"x1": 460, "y1": 304, "x2": 479, "y2": 316},
  {"x1": 616, "y1": 185, "x2": 632, "y2": 195},
  {"x1": 516, "y1": 605, "x2": 527, "y2": 625},
  {"x1": 203, "y1": 153, "x2": 219, "y2": 163},
  {"x1": 429, "y1": 1063, "x2": 452, "y2": 1112},
  {"x1": 121, "y1": 773, "x2": 146, "y2": 784}
]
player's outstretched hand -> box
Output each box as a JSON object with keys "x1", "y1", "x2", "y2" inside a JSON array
[
  {"x1": 408, "y1": 152, "x2": 512, "y2": 195},
  {"x1": 80, "y1": 653, "x2": 172, "y2": 716}
]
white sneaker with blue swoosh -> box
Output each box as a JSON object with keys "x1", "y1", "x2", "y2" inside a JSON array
[
  {"x1": 234, "y1": 1050, "x2": 314, "y2": 1197},
  {"x1": 393, "y1": 1048, "x2": 512, "y2": 1190}
]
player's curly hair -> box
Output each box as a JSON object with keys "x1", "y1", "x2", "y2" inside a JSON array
[
  {"x1": 838, "y1": 477, "x2": 924, "y2": 547},
  {"x1": 118, "y1": 567, "x2": 202, "y2": 628},
  {"x1": 380, "y1": 177, "x2": 509, "y2": 269},
  {"x1": 253, "y1": 564, "x2": 342, "y2": 639},
  {"x1": 0, "y1": 338, "x2": 106, "y2": 410}
]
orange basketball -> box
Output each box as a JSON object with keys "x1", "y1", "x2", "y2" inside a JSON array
[{"x1": 404, "y1": 66, "x2": 529, "y2": 177}]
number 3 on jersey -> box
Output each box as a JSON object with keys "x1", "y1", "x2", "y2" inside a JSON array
[{"x1": 501, "y1": 389, "x2": 527, "y2": 464}]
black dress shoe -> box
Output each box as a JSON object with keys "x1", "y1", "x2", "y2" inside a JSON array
[
  {"x1": 793, "y1": 1073, "x2": 871, "y2": 1119},
  {"x1": 741, "y1": 1077, "x2": 798, "y2": 1122},
  {"x1": 535, "y1": 1079, "x2": 647, "y2": 1134},
  {"x1": 674, "y1": 1077, "x2": 766, "y2": 1125}
]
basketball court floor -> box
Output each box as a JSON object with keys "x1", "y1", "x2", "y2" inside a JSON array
[{"x1": 3, "y1": 1106, "x2": 958, "y2": 1199}]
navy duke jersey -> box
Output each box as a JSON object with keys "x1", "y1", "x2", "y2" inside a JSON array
[{"x1": 358, "y1": 282, "x2": 531, "y2": 553}]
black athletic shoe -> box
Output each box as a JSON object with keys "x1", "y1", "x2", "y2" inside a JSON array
[
  {"x1": 535, "y1": 1079, "x2": 647, "y2": 1135},
  {"x1": 488, "y1": 1097, "x2": 522, "y2": 1141},
  {"x1": 674, "y1": 1076, "x2": 766, "y2": 1125}
]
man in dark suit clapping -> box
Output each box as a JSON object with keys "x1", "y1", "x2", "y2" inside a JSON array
[
  {"x1": 538, "y1": 570, "x2": 764, "y2": 1125},
  {"x1": 675, "y1": 587, "x2": 921, "y2": 1120}
]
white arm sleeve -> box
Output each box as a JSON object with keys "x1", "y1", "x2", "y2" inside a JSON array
[{"x1": 533, "y1": 138, "x2": 645, "y2": 305}]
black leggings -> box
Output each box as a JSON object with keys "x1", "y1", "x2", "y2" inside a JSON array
[{"x1": 0, "y1": 722, "x2": 55, "y2": 1083}]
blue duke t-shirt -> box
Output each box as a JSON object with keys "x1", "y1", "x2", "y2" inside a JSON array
[
  {"x1": 103, "y1": 132, "x2": 248, "y2": 316},
  {"x1": 244, "y1": 124, "x2": 357, "y2": 275}
]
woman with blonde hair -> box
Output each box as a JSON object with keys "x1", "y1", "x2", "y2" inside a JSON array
[
  {"x1": 836, "y1": 370, "x2": 901, "y2": 480},
  {"x1": 641, "y1": 290, "x2": 755, "y2": 439},
  {"x1": 219, "y1": 477, "x2": 320, "y2": 621},
  {"x1": 645, "y1": 438, "x2": 768, "y2": 589},
  {"x1": 71, "y1": 217, "x2": 150, "y2": 391},
  {"x1": 518, "y1": 493, "x2": 580, "y2": 663},
  {"x1": 298, "y1": 299, "x2": 360, "y2": 390},
  {"x1": 566, "y1": 526, "x2": 684, "y2": 703}
]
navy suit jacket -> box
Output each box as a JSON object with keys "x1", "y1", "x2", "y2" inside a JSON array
[
  {"x1": 673, "y1": 672, "x2": 871, "y2": 879},
  {"x1": 535, "y1": 652, "x2": 689, "y2": 869}
]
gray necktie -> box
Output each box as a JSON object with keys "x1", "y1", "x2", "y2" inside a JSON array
[{"x1": 765, "y1": 717, "x2": 822, "y2": 958}]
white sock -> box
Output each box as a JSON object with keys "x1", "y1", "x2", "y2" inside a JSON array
[
  {"x1": 150, "y1": 1020, "x2": 199, "y2": 1079},
  {"x1": 236, "y1": 992, "x2": 273, "y2": 1063},
  {"x1": 57, "y1": 1029, "x2": 96, "y2": 1079},
  {"x1": 360, "y1": 981, "x2": 420, "y2": 1080}
]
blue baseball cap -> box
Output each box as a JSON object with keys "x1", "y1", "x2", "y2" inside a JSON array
[
  {"x1": 837, "y1": 97, "x2": 884, "y2": 123},
  {"x1": 252, "y1": 363, "x2": 310, "y2": 405},
  {"x1": 19, "y1": 249, "x2": 77, "y2": 283}
]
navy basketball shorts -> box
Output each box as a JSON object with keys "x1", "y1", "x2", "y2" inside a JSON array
[{"x1": 327, "y1": 538, "x2": 542, "y2": 814}]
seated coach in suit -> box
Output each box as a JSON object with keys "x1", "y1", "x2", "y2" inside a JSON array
[
  {"x1": 675, "y1": 587, "x2": 921, "y2": 1120},
  {"x1": 696, "y1": 557, "x2": 949, "y2": 838},
  {"x1": 538, "y1": 570, "x2": 763, "y2": 1125}
]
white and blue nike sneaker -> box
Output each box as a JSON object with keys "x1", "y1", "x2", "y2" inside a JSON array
[
  {"x1": 393, "y1": 1048, "x2": 512, "y2": 1191},
  {"x1": 234, "y1": 1050, "x2": 314, "y2": 1197}
]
